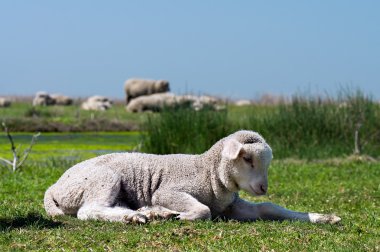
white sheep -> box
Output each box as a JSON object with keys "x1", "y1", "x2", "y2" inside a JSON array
[
  {"x1": 176, "y1": 95, "x2": 222, "y2": 111},
  {"x1": 0, "y1": 97, "x2": 11, "y2": 107},
  {"x1": 33, "y1": 91, "x2": 55, "y2": 106},
  {"x1": 124, "y1": 78, "x2": 170, "y2": 104},
  {"x1": 126, "y1": 93, "x2": 223, "y2": 113},
  {"x1": 51, "y1": 94, "x2": 73, "y2": 106},
  {"x1": 44, "y1": 130, "x2": 341, "y2": 224},
  {"x1": 126, "y1": 93, "x2": 177, "y2": 113},
  {"x1": 235, "y1": 99, "x2": 252, "y2": 106},
  {"x1": 81, "y1": 95, "x2": 113, "y2": 111}
]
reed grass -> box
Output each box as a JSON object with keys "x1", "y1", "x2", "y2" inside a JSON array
[
  {"x1": 240, "y1": 90, "x2": 380, "y2": 159},
  {"x1": 141, "y1": 106, "x2": 229, "y2": 154},
  {"x1": 142, "y1": 90, "x2": 380, "y2": 159}
]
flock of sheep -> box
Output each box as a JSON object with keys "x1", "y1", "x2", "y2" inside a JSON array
[
  {"x1": 0, "y1": 78, "x2": 230, "y2": 112},
  {"x1": 124, "y1": 79, "x2": 224, "y2": 112}
]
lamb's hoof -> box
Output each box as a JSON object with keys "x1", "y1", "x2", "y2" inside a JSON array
[
  {"x1": 146, "y1": 211, "x2": 180, "y2": 221},
  {"x1": 162, "y1": 211, "x2": 181, "y2": 220},
  {"x1": 137, "y1": 206, "x2": 180, "y2": 221},
  {"x1": 326, "y1": 215, "x2": 341, "y2": 224},
  {"x1": 124, "y1": 213, "x2": 148, "y2": 224},
  {"x1": 309, "y1": 213, "x2": 341, "y2": 224}
]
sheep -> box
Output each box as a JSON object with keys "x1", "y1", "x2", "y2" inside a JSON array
[
  {"x1": 0, "y1": 97, "x2": 11, "y2": 107},
  {"x1": 124, "y1": 78, "x2": 170, "y2": 104},
  {"x1": 33, "y1": 91, "x2": 55, "y2": 106},
  {"x1": 125, "y1": 93, "x2": 180, "y2": 113},
  {"x1": 235, "y1": 99, "x2": 252, "y2": 106},
  {"x1": 81, "y1": 95, "x2": 113, "y2": 111},
  {"x1": 176, "y1": 95, "x2": 222, "y2": 111},
  {"x1": 51, "y1": 94, "x2": 73, "y2": 106},
  {"x1": 44, "y1": 130, "x2": 341, "y2": 224},
  {"x1": 126, "y1": 93, "x2": 223, "y2": 113}
]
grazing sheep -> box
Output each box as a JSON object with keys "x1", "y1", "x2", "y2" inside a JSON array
[
  {"x1": 51, "y1": 94, "x2": 73, "y2": 106},
  {"x1": 0, "y1": 97, "x2": 11, "y2": 107},
  {"x1": 33, "y1": 91, "x2": 55, "y2": 106},
  {"x1": 81, "y1": 95, "x2": 113, "y2": 111},
  {"x1": 44, "y1": 130, "x2": 341, "y2": 224},
  {"x1": 124, "y1": 78, "x2": 170, "y2": 104}
]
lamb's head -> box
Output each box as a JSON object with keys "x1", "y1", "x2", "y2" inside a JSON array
[{"x1": 219, "y1": 130, "x2": 273, "y2": 196}]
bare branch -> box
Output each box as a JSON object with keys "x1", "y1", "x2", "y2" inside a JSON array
[
  {"x1": 1, "y1": 122, "x2": 40, "y2": 172},
  {"x1": 2, "y1": 122, "x2": 16, "y2": 154},
  {"x1": 17, "y1": 132, "x2": 41, "y2": 168},
  {"x1": 0, "y1": 157, "x2": 13, "y2": 166},
  {"x1": 354, "y1": 123, "x2": 362, "y2": 155}
]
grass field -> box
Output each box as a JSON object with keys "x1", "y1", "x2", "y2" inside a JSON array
[
  {"x1": 0, "y1": 132, "x2": 141, "y2": 162},
  {"x1": 0, "y1": 133, "x2": 379, "y2": 251},
  {"x1": 0, "y1": 92, "x2": 379, "y2": 251},
  {"x1": 0, "y1": 100, "x2": 142, "y2": 132}
]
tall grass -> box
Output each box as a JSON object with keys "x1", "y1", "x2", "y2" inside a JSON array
[
  {"x1": 141, "y1": 106, "x2": 229, "y2": 154},
  {"x1": 239, "y1": 90, "x2": 380, "y2": 158},
  {"x1": 142, "y1": 90, "x2": 380, "y2": 159}
]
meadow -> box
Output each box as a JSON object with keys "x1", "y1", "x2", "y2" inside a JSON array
[{"x1": 0, "y1": 92, "x2": 379, "y2": 251}]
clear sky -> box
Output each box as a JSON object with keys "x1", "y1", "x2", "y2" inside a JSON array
[{"x1": 1, "y1": 1, "x2": 379, "y2": 100}]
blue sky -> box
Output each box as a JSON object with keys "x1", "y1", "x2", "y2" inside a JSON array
[{"x1": 1, "y1": 1, "x2": 379, "y2": 100}]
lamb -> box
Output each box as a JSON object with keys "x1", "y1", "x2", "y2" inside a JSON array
[
  {"x1": 124, "y1": 78, "x2": 170, "y2": 104},
  {"x1": 44, "y1": 130, "x2": 341, "y2": 224}
]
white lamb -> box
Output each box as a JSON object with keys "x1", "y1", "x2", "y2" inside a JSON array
[{"x1": 44, "y1": 130, "x2": 341, "y2": 224}]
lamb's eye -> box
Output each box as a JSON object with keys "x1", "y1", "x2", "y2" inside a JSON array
[{"x1": 243, "y1": 156, "x2": 252, "y2": 164}]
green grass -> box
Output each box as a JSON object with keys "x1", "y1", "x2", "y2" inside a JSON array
[
  {"x1": 237, "y1": 90, "x2": 380, "y2": 159},
  {"x1": 0, "y1": 133, "x2": 379, "y2": 251},
  {"x1": 0, "y1": 90, "x2": 379, "y2": 250},
  {"x1": 141, "y1": 90, "x2": 380, "y2": 159},
  {"x1": 0, "y1": 132, "x2": 140, "y2": 164},
  {"x1": 0, "y1": 100, "x2": 142, "y2": 132},
  {"x1": 141, "y1": 106, "x2": 230, "y2": 154},
  {"x1": 2, "y1": 89, "x2": 380, "y2": 159}
]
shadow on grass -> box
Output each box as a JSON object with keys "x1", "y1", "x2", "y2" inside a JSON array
[{"x1": 0, "y1": 212, "x2": 63, "y2": 231}]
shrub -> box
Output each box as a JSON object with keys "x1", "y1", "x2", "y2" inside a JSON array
[
  {"x1": 2, "y1": 118, "x2": 138, "y2": 132},
  {"x1": 24, "y1": 107, "x2": 52, "y2": 118}
]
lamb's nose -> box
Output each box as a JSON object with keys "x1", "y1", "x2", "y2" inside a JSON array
[{"x1": 260, "y1": 184, "x2": 267, "y2": 194}]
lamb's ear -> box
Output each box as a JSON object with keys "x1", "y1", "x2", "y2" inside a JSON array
[{"x1": 222, "y1": 138, "x2": 244, "y2": 160}]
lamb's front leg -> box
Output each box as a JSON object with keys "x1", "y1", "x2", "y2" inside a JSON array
[
  {"x1": 152, "y1": 190, "x2": 211, "y2": 221},
  {"x1": 77, "y1": 203, "x2": 148, "y2": 224},
  {"x1": 222, "y1": 198, "x2": 341, "y2": 224}
]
